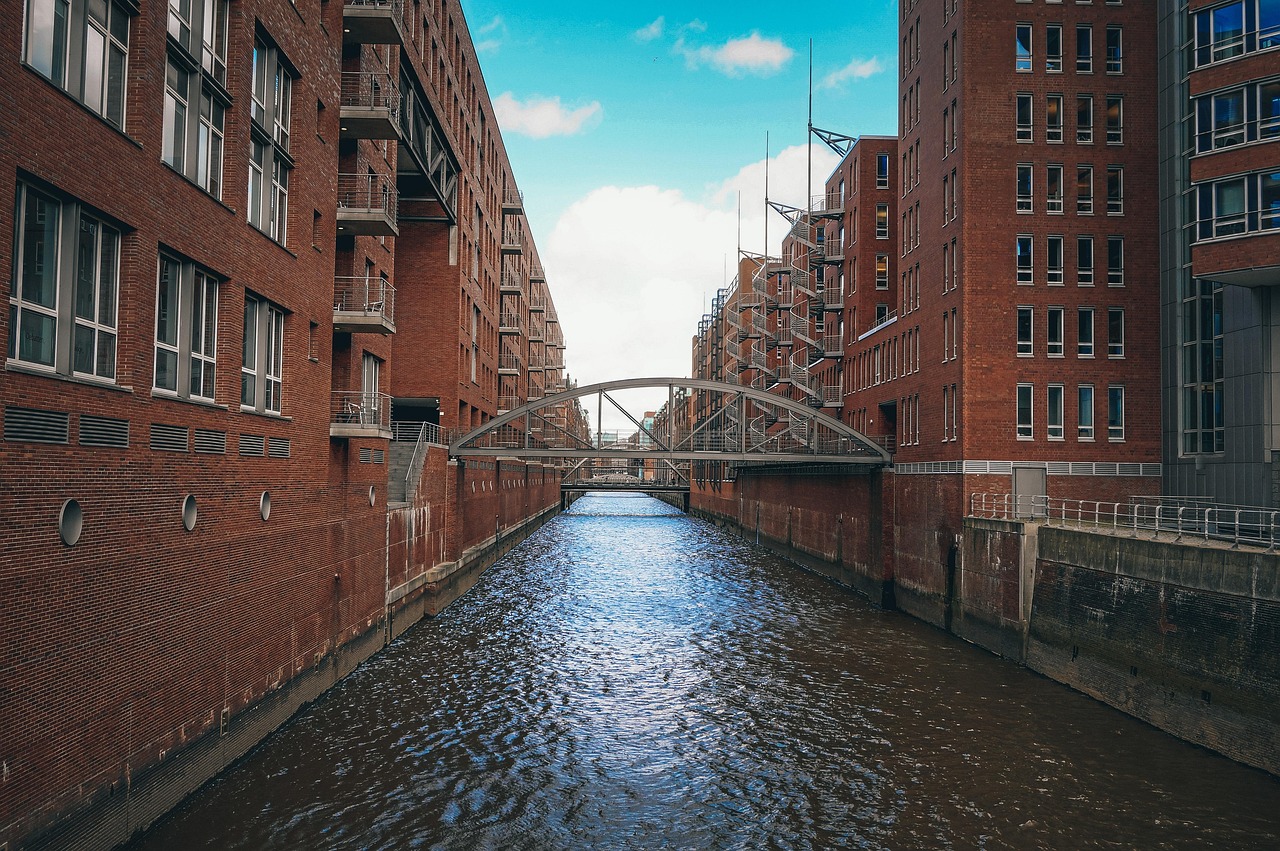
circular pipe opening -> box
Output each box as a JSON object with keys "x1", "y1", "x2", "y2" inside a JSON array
[
  {"x1": 59, "y1": 499, "x2": 83, "y2": 547},
  {"x1": 368, "y1": 485, "x2": 376, "y2": 506},
  {"x1": 259, "y1": 491, "x2": 271, "y2": 521},
  {"x1": 182, "y1": 494, "x2": 198, "y2": 531}
]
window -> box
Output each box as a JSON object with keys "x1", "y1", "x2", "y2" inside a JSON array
[
  {"x1": 1194, "y1": 2, "x2": 1245, "y2": 65},
  {"x1": 1016, "y1": 23, "x2": 1033, "y2": 71},
  {"x1": 942, "y1": 243, "x2": 950, "y2": 291},
  {"x1": 1077, "y1": 95, "x2": 1093, "y2": 143},
  {"x1": 1048, "y1": 306, "x2": 1064, "y2": 355},
  {"x1": 1017, "y1": 384, "x2": 1033, "y2": 439},
  {"x1": 1181, "y1": 278, "x2": 1224, "y2": 454},
  {"x1": 1108, "y1": 385, "x2": 1125, "y2": 439},
  {"x1": 242, "y1": 293, "x2": 285, "y2": 414},
  {"x1": 1047, "y1": 164, "x2": 1064, "y2": 214},
  {"x1": 8, "y1": 183, "x2": 120, "y2": 381},
  {"x1": 1078, "y1": 306, "x2": 1094, "y2": 356},
  {"x1": 361, "y1": 352, "x2": 381, "y2": 424},
  {"x1": 248, "y1": 35, "x2": 293, "y2": 243},
  {"x1": 876, "y1": 204, "x2": 889, "y2": 238},
  {"x1": 1047, "y1": 235, "x2": 1064, "y2": 284},
  {"x1": 1106, "y1": 166, "x2": 1123, "y2": 214},
  {"x1": 1078, "y1": 385, "x2": 1095, "y2": 439},
  {"x1": 164, "y1": 0, "x2": 229, "y2": 198},
  {"x1": 1017, "y1": 92, "x2": 1033, "y2": 142},
  {"x1": 876, "y1": 152, "x2": 889, "y2": 188},
  {"x1": 1017, "y1": 164, "x2": 1033, "y2": 212},
  {"x1": 1106, "y1": 95, "x2": 1124, "y2": 143},
  {"x1": 1078, "y1": 235, "x2": 1095, "y2": 285},
  {"x1": 1077, "y1": 165, "x2": 1094, "y2": 214},
  {"x1": 156, "y1": 256, "x2": 219, "y2": 399},
  {"x1": 1196, "y1": 88, "x2": 1246, "y2": 152},
  {"x1": 1047, "y1": 94, "x2": 1064, "y2": 142},
  {"x1": 1017, "y1": 306, "x2": 1033, "y2": 355},
  {"x1": 24, "y1": 0, "x2": 131, "y2": 127},
  {"x1": 1017, "y1": 234, "x2": 1033, "y2": 284},
  {"x1": 1108, "y1": 307, "x2": 1124, "y2": 357},
  {"x1": 1047, "y1": 384, "x2": 1065, "y2": 439},
  {"x1": 1106, "y1": 25, "x2": 1123, "y2": 73},
  {"x1": 1076, "y1": 24, "x2": 1093, "y2": 72},
  {"x1": 876, "y1": 253, "x2": 889, "y2": 288},
  {"x1": 1107, "y1": 235, "x2": 1125, "y2": 285},
  {"x1": 1047, "y1": 24, "x2": 1063, "y2": 71}
]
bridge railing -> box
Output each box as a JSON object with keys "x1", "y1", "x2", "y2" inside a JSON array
[{"x1": 969, "y1": 492, "x2": 1280, "y2": 550}]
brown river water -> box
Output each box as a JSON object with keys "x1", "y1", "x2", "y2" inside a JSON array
[{"x1": 126, "y1": 493, "x2": 1280, "y2": 850}]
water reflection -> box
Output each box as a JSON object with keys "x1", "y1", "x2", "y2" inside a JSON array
[{"x1": 130, "y1": 493, "x2": 1280, "y2": 850}]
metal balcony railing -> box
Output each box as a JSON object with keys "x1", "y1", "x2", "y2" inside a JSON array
[
  {"x1": 342, "y1": 0, "x2": 406, "y2": 45},
  {"x1": 337, "y1": 172, "x2": 398, "y2": 230},
  {"x1": 821, "y1": 334, "x2": 843, "y2": 356},
  {"x1": 821, "y1": 286, "x2": 843, "y2": 310},
  {"x1": 502, "y1": 227, "x2": 524, "y2": 250},
  {"x1": 341, "y1": 71, "x2": 399, "y2": 112},
  {"x1": 499, "y1": 312, "x2": 523, "y2": 334},
  {"x1": 333, "y1": 276, "x2": 395, "y2": 331},
  {"x1": 500, "y1": 273, "x2": 526, "y2": 295},
  {"x1": 819, "y1": 237, "x2": 844, "y2": 261},
  {"x1": 502, "y1": 188, "x2": 524, "y2": 211},
  {"x1": 330, "y1": 390, "x2": 391, "y2": 433},
  {"x1": 529, "y1": 295, "x2": 547, "y2": 312},
  {"x1": 497, "y1": 395, "x2": 520, "y2": 412},
  {"x1": 812, "y1": 191, "x2": 845, "y2": 215},
  {"x1": 821, "y1": 384, "x2": 842, "y2": 405},
  {"x1": 498, "y1": 353, "x2": 522, "y2": 373}
]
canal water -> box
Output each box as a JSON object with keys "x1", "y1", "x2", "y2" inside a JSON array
[{"x1": 129, "y1": 493, "x2": 1280, "y2": 850}]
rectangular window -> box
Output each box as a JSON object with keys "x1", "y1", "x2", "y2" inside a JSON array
[
  {"x1": 8, "y1": 183, "x2": 120, "y2": 380},
  {"x1": 163, "y1": 0, "x2": 228, "y2": 197},
  {"x1": 1078, "y1": 306, "x2": 1095, "y2": 356},
  {"x1": 1078, "y1": 235, "x2": 1094, "y2": 285},
  {"x1": 1047, "y1": 234, "x2": 1064, "y2": 285},
  {"x1": 1106, "y1": 165, "x2": 1123, "y2": 214},
  {"x1": 1047, "y1": 164, "x2": 1064, "y2": 213},
  {"x1": 1077, "y1": 165, "x2": 1094, "y2": 214},
  {"x1": 1047, "y1": 306, "x2": 1064, "y2": 356},
  {"x1": 1047, "y1": 94, "x2": 1064, "y2": 143},
  {"x1": 1017, "y1": 306, "x2": 1034, "y2": 356},
  {"x1": 876, "y1": 253, "x2": 889, "y2": 288},
  {"x1": 248, "y1": 35, "x2": 293, "y2": 243},
  {"x1": 1107, "y1": 235, "x2": 1124, "y2": 285},
  {"x1": 242, "y1": 293, "x2": 285, "y2": 414},
  {"x1": 1077, "y1": 94, "x2": 1093, "y2": 143},
  {"x1": 1260, "y1": 80, "x2": 1280, "y2": 140},
  {"x1": 876, "y1": 152, "x2": 889, "y2": 188},
  {"x1": 1194, "y1": 2, "x2": 1245, "y2": 66},
  {"x1": 1076, "y1": 24, "x2": 1093, "y2": 72},
  {"x1": 1017, "y1": 383, "x2": 1033, "y2": 439},
  {"x1": 1078, "y1": 385, "x2": 1095, "y2": 439},
  {"x1": 1108, "y1": 307, "x2": 1124, "y2": 357},
  {"x1": 1016, "y1": 23, "x2": 1033, "y2": 71},
  {"x1": 1017, "y1": 163, "x2": 1033, "y2": 212},
  {"x1": 1047, "y1": 384, "x2": 1064, "y2": 439},
  {"x1": 1046, "y1": 23, "x2": 1063, "y2": 71},
  {"x1": 1016, "y1": 92, "x2": 1033, "y2": 142},
  {"x1": 1181, "y1": 278, "x2": 1224, "y2": 454},
  {"x1": 1108, "y1": 385, "x2": 1125, "y2": 439},
  {"x1": 1017, "y1": 234, "x2": 1033, "y2": 284},
  {"x1": 155, "y1": 254, "x2": 219, "y2": 400},
  {"x1": 1106, "y1": 25, "x2": 1123, "y2": 73},
  {"x1": 24, "y1": 0, "x2": 131, "y2": 127},
  {"x1": 876, "y1": 204, "x2": 889, "y2": 238},
  {"x1": 1106, "y1": 95, "x2": 1124, "y2": 144}
]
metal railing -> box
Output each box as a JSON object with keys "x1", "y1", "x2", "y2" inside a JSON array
[
  {"x1": 331, "y1": 391, "x2": 392, "y2": 431},
  {"x1": 502, "y1": 188, "x2": 524, "y2": 208},
  {"x1": 340, "y1": 71, "x2": 399, "y2": 111},
  {"x1": 502, "y1": 227, "x2": 524, "y2": 247},
  {"x1": 337, "y1": 172, "x2": 398, "y2": 221},
  {"x1": 858, "y1": 310, "x2": 899, "y2": 341},
  {"x1": 969, "y1": 492, "x2": 1280, "y2": 550},
  {"x1": 498, "y1": 353, "x2": 522, "y2": 372},
  {"x1": 334, "y1": 276, "x2": 395, "y2": 324},
  {"x1": 500, "y1": 273, "x2": 526, "y2": 294}
]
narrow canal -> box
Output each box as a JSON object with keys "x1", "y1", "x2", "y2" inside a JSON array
[{"x1": 129, "y1": 493, "x2": 1280, "y2": 850}]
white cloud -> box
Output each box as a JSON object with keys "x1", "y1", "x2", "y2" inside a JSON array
[
  {"x1": 819, "y1": 56, "x2": 885, "y2": 89},
  {"x1": 474, "y1": 16, "x2": 506, "y2": 53},
  {"x1": 678, "y1": 32, "x2": 794, "y2": 76},
  {"x1": 635, "y1": 16, "x2": 665, "y2": 42},
  {"x1": 542, "y1": 144, "x2": 841, "y2": 428},
  {"x1": 493, "y1": 93, "x2": 603, "y2": 139}
]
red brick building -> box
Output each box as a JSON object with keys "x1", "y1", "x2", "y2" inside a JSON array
[{"x1": 0, "y1": 0, "x2": 580, "y2": 847}]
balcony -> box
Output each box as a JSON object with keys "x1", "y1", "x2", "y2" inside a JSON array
[
  {"x1": 820, "y1": 334, "x2": 843, "y2": 358},
  {"x1": 819, "y1": 285, "x2": 843, "y2": 310},
  {"x1": 498, "y1": 353, "x2": 522, "y2": 375},
  {"x1": 530, "y1": 265, "x2": 546, "y2": 283},
  {"x1": 818, "y1": 237, "x2": 844, "y2": 262},
  {"x1": 330, "y1": 391, "x2": 392, "y2": 439},
  {"x1": 340, "y1": 72, "x2": 401, "y2": 139},
  {"x1": 342, "y1": 0, "x2": 405, "y2": 46},
  {"x1": 821, "y1": 384, "x2": 843, "y2": 407},
  {"x1": 337, "y1": 172, "x2": 398, "y2": 236},
  {"x1": 529, "y1": 317, "x2": 545, "y2": 341},
  {"x1": 500, "y1": 272, "x2": 526, "y2": 297},
  {"x1": 529, "y1": 295, "x2": 547, "y2": 312},
  {"x1": 502, "y1": 227, "x2": 524, "y2": 254},
  {"x1": 502, "y1": 189, "x2": 524, "y2": 215},
  {"x1": 497, "y1": 395, "x2": 520, "y2": 413},
  {"x1": 333, "y1": 276, "x2": 395, "y2": 334},
  {"x1": 812, "y1": 191, "x2": 845, "y2": 217},
  {"x1": 499, "y1": 312, "x2": 524, "y2": 335}
]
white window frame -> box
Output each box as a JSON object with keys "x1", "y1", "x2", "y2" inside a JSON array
[
  {"x1": 1017, "y1": 305, "x2": 1034, "y2": 356},
  {"x1": 1108, "y1": 306, "x2": 1125, "y2": 357},
  {"x1": 1076, "y1": 24, "x2": 1093, "y2": 72},
  {"x1": 1078, "y1": 384, "x2": 1095, "y2": 440},
  {"x1": 1047, "y1": 93, "x2": 1064, "y2": 143},
  {"x1": 154, "y1": 253, "x2": 219, "y2": 401},
  {"x1": 1047, "y1": 164, "x2": 1064, "y2": 214},
  {"x1": 1048, "y1": 384, "x2": 1065, "y2": 439},
  {"x1": 1078, "y1": 306, "x2": 1095, "y2": 357},
  {"x1": 241, "y1": 293, "x2": 285, "y2": 414},
  {"x1": 1046, "y1": 23, "x2": 1063, "y2": 71},
  {"x1": 1108, "y1": 385, "x2": 1125, "y2": 440},
  {"x1": 1047, "y1": 234, "x2": 1065, "y2": 285},
  {"x1": 1017, "y1": 234, "x2": 1034, "y2": 285},
  {"x1": 1047, "y1": 306, "x2": 1065, "y2": 356},
  {"x1": 1017, "y1": 383, "x2": 1034, "y2": 439},
  {"x1": 1107, "y1": 235, "x2": 1125, "y2": 285},
  {"x1": 1016, "y1": 22, "x2": 1033, "y2": 72},
  {"x1": 1016, "y1": 92, "x2": 1033, "y2": 142},
  {"x1": 1078, "y1": 235, "x2": 1095, "y2": 285},
  {"x1": 23, "y1": 0, "x2": 131, "y2": 128},
  {"x1": 1017, "y1": 163, "x2": 1033, "y2": 212},
  {"x1": 248, "y1": 34, "x2": 293, "y2": 244},
  {"x1": 1077, "y1": 94, "x2": 1094, "y2": 143},
  {"x1": 1077, "y1": 165, "x2": 1094, "y2": 214},
  {"x1": 1106, "y1": 25, "x2": 1123, "y2": 73}
]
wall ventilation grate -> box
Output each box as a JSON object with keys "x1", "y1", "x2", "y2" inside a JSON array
[
  {"x1": 80, "y1": 415, "x2": 130, "y2": 448},
  {"x1": 372, "y1": 449, "x2": 384, "y2": 464},
  {"x1": 4, "y1": 407, "x2": 70, "y2": 444},
  {"x1": 150, "y1": 423, "x2": 189, "y2": 453},
  {"x1": 239, "y1": 434, "x2": 265, "y2": 456},
  {"x1": 194, "y1": 429, "x2": 227, "y2": 454},
  {"x1": 359, "y1": 446, "x2": 373, "y2": 463},
  {"x1": 267, "y1": 437, "x2": 291, "y2": 458}
]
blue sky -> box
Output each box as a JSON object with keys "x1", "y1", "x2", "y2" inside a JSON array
[{"x1": 457, "y1": 1, "x2": 900, "y2": 423}]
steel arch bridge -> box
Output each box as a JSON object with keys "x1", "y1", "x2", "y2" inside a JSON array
[{"x1": 449, "y1": 379, "x2": 890, "y2": 490}]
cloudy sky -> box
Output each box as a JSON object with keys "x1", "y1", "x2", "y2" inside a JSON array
[{"x1": 457, "y1": 1, "x2": 899, "y2": 426}]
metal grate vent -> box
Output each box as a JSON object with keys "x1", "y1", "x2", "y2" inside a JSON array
[
  {"x1": 372, "y1": 449, "x2": 384, "y2": 464},
  {"x1": 4, "y1": 407, "x2": 70, "y2": 444},
  {"x1": 267, "y1": 437, "x2": 291, "y2": 458},
  {"x1": 150, "y1": 423, "x2": 189, "y2": 453},
  {"x1": 79, "y1": 415, "x2": 130, "y2": 448},
  {"x1": 238, "y1": 434, "x2": 265, "y2": 456},
  {"x1": 359, "y1": 446, "x2": 373, "y2": 463},
  {"x1": 194, "y1": 429, "x2": 227, "y2": 454}
]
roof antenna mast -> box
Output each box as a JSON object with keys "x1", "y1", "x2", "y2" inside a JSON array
[
  {"x1": 807, "y1": 39, "x2": 813, "y2": 227},
  {"x1": 764, "y1": 132, "x2": 770, "y2": 258}
]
